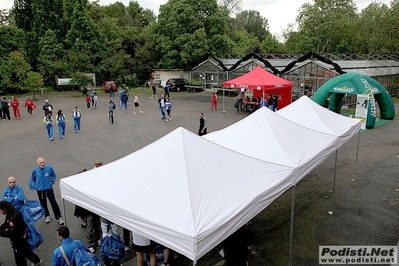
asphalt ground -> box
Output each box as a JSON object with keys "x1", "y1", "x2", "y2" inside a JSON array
[{"x1": 0, "y1": 89, "x2": 398, "y2": 266}]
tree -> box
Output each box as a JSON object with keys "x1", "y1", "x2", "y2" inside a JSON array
[
  {"x1": 0, "y1": 51, "x2": 31, "y2": 94},
  {"x1": 37, "y1": 29, "x2": 68, "y2": 85},
  {"x1": 0, "y1": 26, "x2": 26, "y2": 61},
  {"x1": 25, "y1": 71, "x2": 43, "y2": 95},
  {"x1": 152, "y1": 0, "x2": 231, "y2": 69},
  {"x1": 69, "y1": 72, "x2": 94, "y2": 92},
  {"x1": 218, "y1": 0, "x2": 242, "y2": 14},
  {"x1": 12, "y1": 0, "x2": 34, "y2": 32},
  {"x1": 260, "y1": 35, "x2": 281, "y2": 53},
  {"x1": 292, "y1": 0, "x2": 358, "y2": 53},
  {"x1": 230, "y1": 30, "x2": 261, "y2": 57},
  {"x1": 236, "y1": 10, "x2": 269, "y2": 41}
]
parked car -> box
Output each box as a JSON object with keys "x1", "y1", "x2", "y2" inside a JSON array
[
  {"x1": 166, "y1": 78, "x2": 188, "y2": 92},
  {"x1": 104, "y1": 80, "x2": 117, "y2": 93}
]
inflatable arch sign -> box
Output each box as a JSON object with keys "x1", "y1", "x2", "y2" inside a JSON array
[{"x1": 312, "y1": 72, "x2": 395, "y2": 129}]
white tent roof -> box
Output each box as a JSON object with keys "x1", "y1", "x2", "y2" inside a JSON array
[
  {"x1": 204, "y1": 107, "x2": 340, "y2": 183},
  {"x1": 277, "y1": 96, "x2": 361, "y2": 148},
  {"x1": 60, "y1": 127, "x2": 296, "y2": 262}
]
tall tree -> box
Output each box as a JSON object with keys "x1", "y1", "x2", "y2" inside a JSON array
[
  {"x1": 0, "y1": 51, "x2": 31, "y2": 93},
  {"x1": 0, "y1": 26, "x2": 26, "y2": 60},
  {"x1": 236, "y1": 10, "x2": 269, "y2": 41},
  {"x1": 12, "y1": 0, "x2": 34, "y2": 32},
  {"x1": 37, "y1": 29, "x2": 68, "y2": 84},
  {"x1": 292, "y1": 0, "x2": 358, "y2": 53},
  {"x1": 153, "y1": 0, "x2": 231, "y2": 69}
]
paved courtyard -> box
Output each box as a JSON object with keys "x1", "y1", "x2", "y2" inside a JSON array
[{"x1": 0, "y1": 90, "x2": 398, "y2": 266}]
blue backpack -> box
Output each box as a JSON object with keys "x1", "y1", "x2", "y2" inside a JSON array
[
  {"x1": 25, "y1": 221, "x2": 43, "y2": 251},
  {"x1": 100, "y1": 233, "x2": 125, "y2": 261},
  {"x1": 72, "y1": 245, "x2": 103, "y2": 266},
  {"x1": 20, "y1": 199, "x2": 45, "y2": 224}
]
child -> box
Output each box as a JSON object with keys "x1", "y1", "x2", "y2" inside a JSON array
[
  {"x1": 85, "y1": 94, "x2": 91, "y2": 108},
  {"x1": 211, "y1": 92, "x2": 218, "y2": 110},
  {"x1": 44, "y1": 112, "x2": 54, "y2": 140},
  {"x1": 165, "y1": 97, "x2": 173, "y2": 122}
]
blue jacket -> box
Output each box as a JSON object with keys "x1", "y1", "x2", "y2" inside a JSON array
[
  {"x1": 29, "y1": 165, "x2": 57, "y2": 191},
  {"x1": 2, "y1": 185, "x2": 25, "y2": 210},
  {"x1": 52, "y1": 238, "x2": 84, "y2": 266}
]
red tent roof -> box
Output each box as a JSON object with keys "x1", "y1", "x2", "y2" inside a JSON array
[{"x1": 224, "y1": 65, "x2": 292, "y2": 90}]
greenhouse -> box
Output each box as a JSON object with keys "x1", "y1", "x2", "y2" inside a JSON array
[{"x1": 191, "y1": 54, "x2": 399, "y2": 101}]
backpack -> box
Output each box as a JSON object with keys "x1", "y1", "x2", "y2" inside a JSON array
[
  {"x1": 71, "y1": 245, "x2": 103, "y2": 266},
  {"x1": 24, "y1": 221, "x2": 43, "y2": 251},
  {"x1": 100, "y1": 233, "x2": 125, "y2": 261},
  {"x1": 112, "y1": 102, "x2": 116, "y2": 110}
]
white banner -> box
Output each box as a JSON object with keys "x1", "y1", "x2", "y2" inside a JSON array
[{"x1": 355, "y1": 94, "x2": 369, "y2": 129}]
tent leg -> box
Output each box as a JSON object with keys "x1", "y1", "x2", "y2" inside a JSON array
[
  {"x1": 288, "y1": 185, "x2": 296, "y2": 266},
  {"x1": 62, "y1": 198, "x2": 67, "y2": 225},
  {"x1": 222, "y1": 88, "x2": 226, "y2": 113},
  {"x1": 328, "y1": 150, "x2": 338, "y2": 215},
  {"x1": 351, "y1": 131, "x2": 361, "y2": 181}
]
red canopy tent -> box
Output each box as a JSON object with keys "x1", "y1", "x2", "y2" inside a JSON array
[{"x1": 224, "y1": 65, "x2": 293, "y2": 109}]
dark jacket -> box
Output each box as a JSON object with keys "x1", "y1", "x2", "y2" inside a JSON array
[{"x1": 0, "y1": 209, "x2": 27, "y2": 247}]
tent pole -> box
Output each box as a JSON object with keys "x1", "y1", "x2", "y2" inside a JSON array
[
  {"x1": 288, "y1": 185, "x2": 296, "y2": 266},
  {"x1": 222, "y1": 88, "x2": 226, "y2": 113},
  {"x1": 62, "y1": 198, "x2": 67, "y2": 225},
  {"x1": 351, "y1": 130, "x2": 361, "y2": 181},
  {"x1": 328, "y1": 150, "x2": 338, "y2": 215}
]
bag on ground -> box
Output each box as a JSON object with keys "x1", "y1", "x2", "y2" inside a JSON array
[
  {"x1": 100, "y1": 233, "x2": 125, "y2": 261},
  {"x1": 20, "y1": 199, "x2": 44, "y2": 224}
]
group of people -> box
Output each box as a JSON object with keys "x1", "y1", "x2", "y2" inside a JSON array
[
  {"x1": 0, "y1": 157, "x2": 65, "y2": 266},
  {"x1": 42, "y1": 100, "x2": 83, "y2": 141},
  {"x1": 0, "y1": 96, "x2": 36, "y2": 120},
  {"x1": 85, "y1": 91, "x2": 99, "y2": 109},
  {"x1": 0, "y1": 157, "x2": 176, "y2": 266},
  {"x1": 236, "y1": 91, "x2": 279, "y2": 112}
]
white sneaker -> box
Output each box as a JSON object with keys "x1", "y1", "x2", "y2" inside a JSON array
[
  {"x1": 45, "y1": 216, "x2": 51, "y2": 223},
  {"x1": 166, "y1": 119, "x2": 168, "y2": 122},
  {"x1": 170, "y1": 117, "x2": 173, "y2": 120},
  {"x1": 31, "y1": 259, "x2": 43, "y2": 266},
  {"x1": 88, "y1": 247, "x2": 95, "y2": 253},
  {"x1": 140, "y1": 111, "x2": 144, "y2": 113},
  {"x1": 57, "y1": 217, "x2": 65, "y2": 225},
  {"x1": 133, "y1": 112, "x2": 136, "y2": 114},
  {"x1": 124, "y1": 246, "x2": 130, "y2": 251}
]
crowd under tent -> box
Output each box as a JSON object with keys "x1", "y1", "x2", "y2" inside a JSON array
[
  {"x1": 223, "y1": 66, "x2": 293, "y2": 109},
  {"x1": 60, "y1": 127, "x2": 296, "y2": 264}
]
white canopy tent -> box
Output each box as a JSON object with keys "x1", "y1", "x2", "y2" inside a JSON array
[
  {"x1": 60, "y1": 127, "x2": 296, "y2": 263},
  {"x1": 277, "y1": 96, "x2": 362, "y2": 214},
  {"x1": 277, "y1": 96, "x2": 361, "y2": 149},
  {"x1": 204, "y1": 105, "x2": 361, "y2": 266},
  {"x1": 204, "y1": 106, "x2": 340, "y2": 183}
]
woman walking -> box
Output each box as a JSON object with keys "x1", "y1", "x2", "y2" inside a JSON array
[
  {"x1": 0, "y1": 201, "x2": 43, "y2": 266},
  {"x1": 24, "y1": 97, "x2": 35, "y2": 117},
  {"x1": 55, "y1": 110, "x2": 67, "y2": 139},
  {"x1": 44, "y1": 112, "x2": 54, "y2": 140}
]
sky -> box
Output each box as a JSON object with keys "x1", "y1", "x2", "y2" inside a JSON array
[{"x1": 1, "y1": 0, "x2": 393, "y2": 37}]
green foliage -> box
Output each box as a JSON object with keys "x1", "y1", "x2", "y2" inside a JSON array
[
  {"x1": 0, "y1": 26, "x2": 26, "y2": 61},
  {"x1": 0, "y1": 51, "x2": 31, "y2": 94},
  {"x1": 69, "y1": 72, "x2": 94, "y2": 92},
  {"x1": 117, "y1": 74, "x2": 139, "y2": 88},
  {"x1": 25, "y1": 71, "x2": 43, "y2": 93},
  {"x1": 236, "y1": 10, "x2": 269, "y2": 41}
]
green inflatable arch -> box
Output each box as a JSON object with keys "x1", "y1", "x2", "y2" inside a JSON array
[{"x1": 312, "y1": 72, "x2": 395, "y2": 129}]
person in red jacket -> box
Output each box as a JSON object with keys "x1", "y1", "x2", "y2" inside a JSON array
[
  {"x1": 24, "y1": 97, "x2": 35, "y2": 117},
  {"x1": 211, "y1": 92, "x2": 218, "y2": 110},
  {"x1": 10, "y1": 96, "x2": 21, "y2": 119}
]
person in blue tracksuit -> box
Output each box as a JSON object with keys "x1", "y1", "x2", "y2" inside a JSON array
[
  {"x1": 72, "y1": 106, "x2": 82, "y2": 133},
  {"x1": 1, "y1": 176, "x2": 25, "y2": 210},
  {"x1": 55, "y1": 110, "x2": 67, "y2": 139},
  {"x1": 29, "y1": 157, "x2": 64, "y2": 225},
  {"x1": 52, "y1": 226, "x2": 85, "y2": 266},
  {"x1": 43, "y1": 112, "x2": 54, "y2": 140}
]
